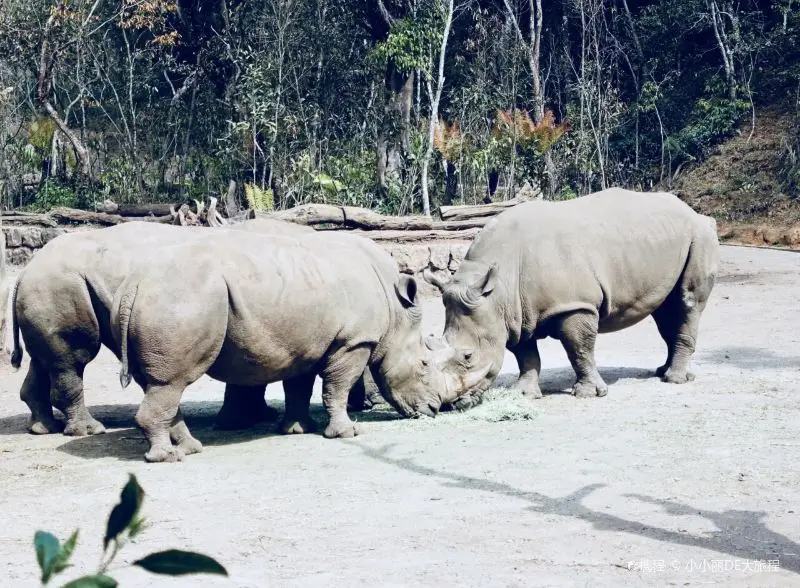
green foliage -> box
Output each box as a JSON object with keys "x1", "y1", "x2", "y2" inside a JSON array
[
  {"x1": 103, "y1": 474, "x2": 144, "y2": 549},
  {"x1": 34, "y1": 180, "x2": 80, "y2": 211},
  {"x1": 33, "y1": 474, "x2": 227, "y2": 586},
  {"x1": 368, "y1": 13, "x2": 442, "y2": 75},
  {"x1": 133, "y1": 550, "x2": 229, "y2": 576},
  {"x1": 667, "y1": 86, "x2": 750, "y2": 162},
  {"x1": 244, "y1": 183, "x2": 274, "y2": 212}
]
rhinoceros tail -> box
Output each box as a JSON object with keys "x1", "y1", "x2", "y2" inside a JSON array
[
  {"x1": 10, "y1": 279, "x2": 23, "y2": 369},
  {"x1": 116, "y1": 285, "x2": 138, "y2": 390}
]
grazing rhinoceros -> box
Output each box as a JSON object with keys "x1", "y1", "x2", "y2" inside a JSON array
[
  {"x1": 424, "y1": 188, "x2": 720, "y2": 406},
  {"x1": 9, "y1": 218, "x2": 379, "y2": 437},
  {"x1": 111, "y1": 230, "x2": 480, "y2": 462}
]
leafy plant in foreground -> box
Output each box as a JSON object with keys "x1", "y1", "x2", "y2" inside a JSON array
[{"x1": 33, "y1": 474, "x2": 227, "y2": 587}]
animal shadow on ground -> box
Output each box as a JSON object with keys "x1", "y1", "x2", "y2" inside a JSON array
[
  {"x1": 492, "y1": 366, "x2": 657, "y2": 396},
  {"x1": 48, "y1": 399, "x2": 402, "y2": 461},
  {"x1": 699, "y1": 347, "x2": 800, "y2": 371},
  {"x1": 355, "y1": 444, "x2": 800, "y2": 575}
]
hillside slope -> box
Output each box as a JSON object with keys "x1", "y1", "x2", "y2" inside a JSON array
[{"x1": 669, "y1": 106, "x2": 800, "y2": 248}]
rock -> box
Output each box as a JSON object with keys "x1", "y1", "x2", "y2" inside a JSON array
[
  {"x1": 448, "y1": 244, "x2": 468, "y2": 272},
  {"x1": 8, "y1": 247, "x2": 34, "y2": 265},
  {"x1": 41, "y1": 228, "x2": 66, "y2": 244},
  {"x1": 21, "y1": 227, "x2": 44, "y2": 248},
  {"x1": 4, "y1": 227, "x2": 23, "y2": 247},
  {"x1": 386, "y1": 244, "x2": 430, "y2": 274},
  {"x1": 429, "y1": 245, "x2": 451, "y2": 271}
]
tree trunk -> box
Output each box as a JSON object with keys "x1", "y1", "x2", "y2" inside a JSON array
[
  {"x1": 444, "y1": 160, "x2": 458, "y2": 205},
  {"x1": 421, "y1": 0, "x2": 455, "y2": 218}
]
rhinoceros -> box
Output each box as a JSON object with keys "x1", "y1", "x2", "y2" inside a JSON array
[
  {"x1": 424, "y1": 188, "x2": 720, "y2": 405},
  {"x1": 110, "y1": 230, "x2": 480, "y2": 462},
  {"x1": 9, "y1": 218, "x2": 379, "y2": 437}
]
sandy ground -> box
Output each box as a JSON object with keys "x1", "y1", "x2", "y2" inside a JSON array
[{"x1": 0, "y1": 245, "x2": 799, "y2": 588}]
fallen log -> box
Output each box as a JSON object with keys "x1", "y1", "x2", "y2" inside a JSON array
[
  {"x1": 0, "y1": 214, "x2": 58, "y2": 227},
  {"x1": 259, "y1": 204, "x2": 435, "y2": 230},
  {"x1": 341, "y1": 207, "x2": 434, "y2": 230},
  {"x1": 431, "y1": 219, "x2": 489, "y2": 230},
  {"x1": 260, "y1": 204, "x2": 345, "y2": 225},
  {"x1": 49, "y1": 207, "x2": 127, "y2": 226},
  {"x1": 439, "y1": 199, "x2": 523, "y2": 221},
  {"x1": 350, "y1": 228, "x2": 481, "y2": 242},
  {"x1": 96, "y1": 200, "x2": 175, "y2": 217}
]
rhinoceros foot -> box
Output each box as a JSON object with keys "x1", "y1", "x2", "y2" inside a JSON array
[
  {"x1": 660, "y1": 368, "x2": 695, "y2": 384},
  {"x1": 63, "y1": 416, "x2": 107, "y2": 437},
  {"x1": 280, "y1": 417, "x2": 318, "y2": 435},
  {"x1": 323, "y1": 417, "x2": 359, "y2": 439},
  {"x1": 509, "y1": 378, "x2": 543, "y2": 400},
  {"x1": 572, "y1": 378, "x2": 608, "y2": 398},
  {"x1": 145, "y1": 445, "x2": 185, "y2": 463},
  {"x1": 28, "y1": 416, "x2": 65, "y2": 435},
  {"x1": 170, "y1": 422, "x2": 203, "y2": 456}
]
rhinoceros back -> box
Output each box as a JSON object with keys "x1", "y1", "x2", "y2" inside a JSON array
[{"x1": 466, "y1": 188, "x2": 714, "y2": 332}]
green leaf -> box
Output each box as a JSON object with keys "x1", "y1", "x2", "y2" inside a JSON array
[
  {"x1": 61, "y1": 574, "x2": 118, "y2": 588},
  {"x1": 34, "y1": 530, "x2": 61, "y2": 584},
  {"x1": 103, "y1": 474, "x2": 145, "y2": 550},
  {"x1": 51, "y1": 530, "x2": 79, "y2": 576},
  {"x1": 127, "y1": 517, "x2": 148, "y2": 539},
  {"x1": 133, "y1": 550, "x2": 228, "y2": 577}
]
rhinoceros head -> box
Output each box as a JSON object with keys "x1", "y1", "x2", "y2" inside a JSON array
[
  {"x1": 423, "y1": 261, "x2": 507, "y2": 404},
  {"x1": 372, "y1": 275, "x2": 489, "y2": 418}
]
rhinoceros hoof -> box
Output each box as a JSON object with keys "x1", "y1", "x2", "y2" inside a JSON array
[
  {"x1": 28, "y1": 417, "x2": 65, "y2": 435},
  {"x1": 323, "y1": 419, "x2": 359, "y2": 439},
  {"x1": 661, "y1": 369, "x2": 695, "y2": 384},
  {"x1": 145, "y1": 445, "x2": 185, "y2": 463},
  {"x1": 572, "y1": 381, "x2": 608, "y2": 398},
  {"x1": 176, "y1": 437, "x2": 203, "y2": 456},
  {"x1": 510, "y1": 381, "x2": 543, "y2": 400},
  {"x1": 280, "y1": 418, "x2": 318, "y2": 435},
  {"x1": 63, "y1": 418, "x2": 107, "y2": 437}
]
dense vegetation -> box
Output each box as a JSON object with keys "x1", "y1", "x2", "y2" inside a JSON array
[{"x1": 0, "y1": 0, "x2": 798, "y2": 215}]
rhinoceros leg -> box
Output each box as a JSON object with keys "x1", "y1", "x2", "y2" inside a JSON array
[
  {"x1": 321, "y1": 347, "x2": 370, "y2": 439},
  {"x1": 347, "y1": 370, "x2": 388, "y2": 412},
  {"x1": 136, "y1": 383, "x2": 187, "y2": 463},
  {"x1": 555, "y1": 310, "x2": 608, "y2": 398},
  {"x1": 51, "y1": 367, "x2": 107, "y2": 436},
  {"x1": 510, "y1": 339, "x2": 543, "y2": 399},
  {"x1": 169, "y1": 408, "x2": 203, "y2": 456},
  {"x1": 20, "y1": 359, "x2": 64, "y2": 435},
  {"x1": 652, "y1": 291, "x2": 704, "y2": 384},
  {"x1": 280, "y1": 373, "x2": 318, "y2": 435},
  {"x1": 215, "y1": 383, "x2": 279, "y2": 430}
]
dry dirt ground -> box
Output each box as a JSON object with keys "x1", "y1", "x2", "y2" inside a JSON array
[{"x1": 1, "y1": 245, "x2": 799, "y2": 588}]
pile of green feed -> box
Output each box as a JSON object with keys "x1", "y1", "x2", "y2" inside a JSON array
[{"x1": 444, "y1": 386, "x2": 537, "y2": 423}]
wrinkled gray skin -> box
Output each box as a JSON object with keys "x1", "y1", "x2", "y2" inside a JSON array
[
  {"x1": 425, "y1": 188, "x2": 720, "y2": 407},
  {"x1": 9, "y1": 219, "x2": 379, "y2": 437},
  {"x1": 111, "y1": 231, "x2": 473, "y2": 462}
]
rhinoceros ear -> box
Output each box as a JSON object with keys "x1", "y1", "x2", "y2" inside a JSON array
[
  {"x1": 395, "y1": 275, "x2": 419, "y2": 308},
  {"x1": 473, "y1": 262, "x2": 498, "y2": 297}
]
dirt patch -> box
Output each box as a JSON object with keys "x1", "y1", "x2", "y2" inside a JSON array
[{"x1": 1, "y1": 244, "x2": 799, "y2": 587}]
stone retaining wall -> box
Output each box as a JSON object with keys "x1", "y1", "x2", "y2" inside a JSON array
[
  {"x1": 2, "y1": 225, "x2": 468, "y2": 296},
  {"x1": 2, "y1": 226, "x2": 66, "y2": 265}
]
